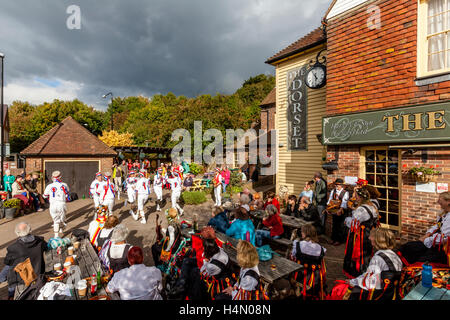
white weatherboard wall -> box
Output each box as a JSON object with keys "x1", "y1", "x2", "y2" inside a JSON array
[{"x1": 327, "y1": 0, "x2": 370, "y2": 19}]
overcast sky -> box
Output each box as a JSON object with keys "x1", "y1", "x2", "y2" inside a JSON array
[{"x1": 0, "y1": 0, "x2": 330, "y2": 110}]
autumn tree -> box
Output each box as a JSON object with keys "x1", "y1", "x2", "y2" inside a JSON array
[{"x1": 99, "y1": 130, "x2": 136, "y2": 147}]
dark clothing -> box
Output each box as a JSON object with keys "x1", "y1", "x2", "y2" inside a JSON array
[
  {"x1": 184, "y1": 177, "x2": 193, "y2": 188},
  {"x1": 4, "y1": 235, "x2": 47, "y2": 287},
  {"x1": 24, "y1": 179, "x2": 38, "y2": 193},
  {"x1": 208, "y1": 211, "x2": 230, "y2": 234},
  {"x1": 331, "y1": 215, "x2": 347, "y2": 244},
  {"x1": 284, "y1": 202, "x2": 300, "y2": 217},
  {"x1": 398, "y1": 241, "x2": 448, "y2": 265},
  {"x1": 299, "y1": 204, "x2": 324, "y2": 235},
  {"x1": 314, "y1": 178, "x2": 328, "y2": 206},
  {"x1": 108, "y1": 244, "x2": 132, "y2": 274}
]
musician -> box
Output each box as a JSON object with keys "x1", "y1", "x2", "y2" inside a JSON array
[
  {"x1": 199, "y1": 227, "x2": 231, "y2": 279},
  {"x1": 343, "y1": 187, "x2": 379, "y2": 278},
  {"x1": 213, "y1": 168, "x2": 223, "y2": 207},
  {"x1": 366, "y1": 185, "x2": 381, "y2": 211},
  {"x1": 398, "y1": 191, "x2": 450, "y2": 265},
  {"x1": 43, "y1": 171, "x2": 70, "y2": 238},
  {"x1": 327, "y1": 178, "x2": 350, "y2": 246}
]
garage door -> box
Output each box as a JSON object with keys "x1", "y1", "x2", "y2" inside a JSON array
[{"x1": 45, "y1": 161, "x2": 100, "y2": 198}]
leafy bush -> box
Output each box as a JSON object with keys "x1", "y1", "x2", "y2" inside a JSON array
[
  {"x1": 3, "y1": 198, "x2": 21, "y2": 208},
  {"x1": 181, "y1": 191, "x2": 207, "y2": 205},
  {"x1": 229, "y1": 170, "x2": 242, "y2": 187},
  {"x1": 189, "y1": 163, "x2": 204, "y2": 176},
  {"x1": 231, "y1": 185, "x2": 243, "y2": 194}
]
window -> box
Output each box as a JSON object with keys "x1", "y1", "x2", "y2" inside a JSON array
[
  {"x1": 418, "y1": 0, "x2": 450, "y2": 77},
  {"x1": 360, "y1": 147, "x2": 402, "y2": 231}
]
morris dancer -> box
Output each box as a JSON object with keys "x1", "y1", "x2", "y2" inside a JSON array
[
  {"x1": 89, "y1": 172, "x2": 103, "y2": 213},
  {"x1": 124, "y1": 171, "x2": 138, "y2": 216},
  {"x1": 327, "y1": 178, "x2": 350, "y2": 246},
  {"x1": 88, "y1": 205, "x2": 108, "y2": 246},
  {"x1": 132, "y1": 169, "x2": 151, "y2": 224},
  {"x1": 172, "y1": 161, "x2": 184, "y2": 180},
  {"x1": 99, "y1": 172, "x2": 116, "y2": 217},
  {"x1": 153, "y1": 167, "x2": 165, "y2": 212},
  {"x1": 43, "y1": 171, "x2": 70, "y2": 238},
  {"x1": 213, "y1": 167, "x2": 223, "y2": 207},
  {"x1": 167, "y1": 170, "x2": 183, "y2": 216}
]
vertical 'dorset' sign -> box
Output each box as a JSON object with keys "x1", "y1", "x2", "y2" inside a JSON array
[{"x1": 287, "y1": 66, "x2": 308, "y2": 150}]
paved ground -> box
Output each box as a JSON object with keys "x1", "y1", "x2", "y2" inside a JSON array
[{"x1": 0, "y1": 189, "x2": 346, "y2": 299}]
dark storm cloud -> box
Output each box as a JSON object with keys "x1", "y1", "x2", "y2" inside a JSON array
[{"x1": 0, "y1": 0, "x2": 331, "y2": 110}]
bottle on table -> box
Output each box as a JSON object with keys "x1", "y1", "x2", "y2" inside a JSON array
[
  {"x1": 422, "y1": 262, "x2": 433, "y2": 288},
  {"x1": 91, "y1": 273, "x2": 97, "y2": 295}
]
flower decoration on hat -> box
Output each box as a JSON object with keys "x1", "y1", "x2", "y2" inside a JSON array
[
  {"x1": 200, "y1": 226, "x2": 216, "y2": 240},
  {"x1": 356, "y1": 178, "x2": 368, "y2": 187}
]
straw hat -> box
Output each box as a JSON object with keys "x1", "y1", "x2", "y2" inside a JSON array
[{"x1": 52, "y1": 171, "x2": 62, "y2": 179}]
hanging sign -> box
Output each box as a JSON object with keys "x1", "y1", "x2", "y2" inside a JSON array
[{"x1": 287, "y1": 65, "x2": 308, "y2": 150}]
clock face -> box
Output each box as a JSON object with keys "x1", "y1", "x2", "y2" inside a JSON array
[{"x1": 306, "y1": 66, "x2": 326, "y2": 89}]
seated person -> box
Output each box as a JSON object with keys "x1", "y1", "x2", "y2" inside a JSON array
[
  {"x1": 250, "y1": 193, "x2": 264, "y2": 211},
  {"x1": 241, "y1": 189, "x2": 254, "y2": 202},
  {"x1": 299, "y1": 181, "x2": 314, "y2": 203},
  {"x1": 255, "y1": 204, "x2": 284, "y2": 247},
  {"x1": 398, "y1": 191, "x2": 450, "y2": 265},
  {"x1": 106, "y1": 246, "x2": 163, "y2": 300},
  {"x1": 106, "y1": 224, "x2": 133, "y2": 273},
  {"x1": 346, "y1": 228, "x2": 402, "y2": 300},
  {"x1": 200, "y1": 227, "x2": 230, "y2": 279},
  {"x1": 97, "y1": 215, "x2": 119, "y2": 249},
  {"x1": 3, "y1": 222, "x2": 48, "y2": 300},
  {"x1": 226, "y1": 207, "x2": 256, "y2": 246},
  {"x1": 291, "y1": 224, "x2": 327, "y2": 299},
  {"x1": 238, "y1": 193, "x2": 251, "y2": 212},
  {"x1": 298, "y1": 196, "x2": 323, "y2": 234},
  {"x1": 11, "y1": 175, "x2": 31, "y2": 209},
  {"x1": 88, "y1": 206, "x2": 108, "y2": 247},
  {"x1": 207, "y1": 207, "x2": 230, "y2": 234},
  {"x1": 183, "y1": 174, "x2": 194, "y2": 190},
  {"x1": 284, "y1": 195, "x2": 300, "y2": 217},
  {"x1": 221, "y1": 240, "x2": 261, "y2": 300},
  {"x1": 264, "y1": 192, "x2": 280, "y2": 213},
  {"x1": 24, "y1": 174, "x2": 43, "y2": 212}
]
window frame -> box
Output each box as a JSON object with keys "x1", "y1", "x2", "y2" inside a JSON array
[
  {"x1": 417, "y1": 0, "x2": 450, "y2": 78},
  {"x1": 359, "y1": 146, "x2": 403, "y2": 232}
]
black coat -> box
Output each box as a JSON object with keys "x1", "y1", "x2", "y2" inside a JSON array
[
  {"x1": 4, "y1": 235, "x2": 48, "y2": 287},
  {"x1": 284, "y1": 203, "x2": 300, "y2": 218},
  {"x1": 299, "y1": 204, "x2": 324, "y2": 234}
]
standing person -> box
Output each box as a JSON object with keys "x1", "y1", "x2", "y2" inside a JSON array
[
  {"x1": 327, "y1": 178, "x2": 350, "y2": 246},
  {"x1": 124, "y1": 171, "x2": 138, "y2": 216},
  {"x1": 112, "y1": 162, "x2": 123, "y2": 200},
  {"x1": 43, "y1": 171, "x2": 70, "y2": 238},
  {"x1": 343, "y1": 187, "x2": 379, "y2": 278},
  {"x1": 167, "y1": 170, "x2": 184, "y2": 216},
  {"x1": 313, "y1": 172, "x2": 328, "y2": 228},
  {"x1": 99, "y1": 172, "x2": 116, "y2": 217},
  {"x1": 133, "y1": 159, "x2": 141, "y2": 171},
  {"x1": 213, "y1": 168, "x2": 223, "y2": 207},
  {"x1": 221, "y1": 166, "x2": 230, "y2": 194},
  {"x1": 255, "y1": 204, "x2": 284, "y2": 247},
  {"x1": 299, "y1": 181, "x2": 315, "y2": 203},
  {"x1": 89, "y1": 173, "x2": 103, "y2": 213},
  {"x1": 127, "y1": 159, "x2": 133, "y2": 172},
  {"x1": 119, "y1": 160, "x2": 128, "y2": 191},
  {"x1": 153, "y1": 168, "x2": 165, "y2": 212},
  {"x1": 133, "y1": 169, "x2": 151, "y2": 224},
  {"x1": 3, "y1": 169, "x2": 15, "y2": 197},
  {"x1": 88, "y1": 206, "x2": 108, "y2": 247}
]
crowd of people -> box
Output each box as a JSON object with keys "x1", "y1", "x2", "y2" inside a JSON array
[{"x1": 0, "y1": 161, "x2": 449, "y2": 301}]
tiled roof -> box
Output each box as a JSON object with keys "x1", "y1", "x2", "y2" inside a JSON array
[
  {"x1": 260, "y1": 88, "x2": 276, "y2": 107},
  {"x1": 266, "y1": 27, "x2": 326, "y2": 64},
  {"x1": 21, "y1": 116, "x2": 117, "y2": 156}
]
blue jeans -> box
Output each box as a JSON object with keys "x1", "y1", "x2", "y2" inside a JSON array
[
  {"x1": 30, "y1": 193, "x2": 40, "y2": 210},
  {"x1": 255, "y1": 230, "x2": 280, "y2": 247},
  {"x1": 222, "y1": 182, "x2": 227, "y2": 193}
]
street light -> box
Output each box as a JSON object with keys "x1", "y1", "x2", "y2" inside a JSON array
[
  {"x1": 0, "y1": 52, "x2": 5, "y2": 191},
  {"x1": 102, "y1": 92, "x2": 114, "y2": 131}
]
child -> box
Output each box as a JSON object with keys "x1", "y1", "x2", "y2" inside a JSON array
[
  {"x1": 346, "y1": 228, "x2": 402, "y2": 300},
  {"x1": 255, "y1": 204, "x2": 284, "y2": 247},
  {"x1": 222, "y1": 240, "x2": 263, "y2": 300},
  {"x1": 264, "y1": 191, "x2": 280, "y2": 213},
  {"x1": 291, "y1": 224, "x2": 327, "y2": 300},
  {"x1": 207, "y1": 207, "x2": 230, "y2": 234}
]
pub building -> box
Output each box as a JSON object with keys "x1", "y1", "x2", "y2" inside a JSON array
[{"x1": 322, "y1": 0, "x2": 450, "y2": 241}]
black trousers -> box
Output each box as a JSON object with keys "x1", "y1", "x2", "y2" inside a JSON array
[
  {"x1": 399, "y1": 241, "x2": 447, "y2": 265},
  {"x1": 331, "y1": 214, "x2": 347, "y2": 243}
]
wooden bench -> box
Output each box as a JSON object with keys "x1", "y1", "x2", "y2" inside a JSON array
[{"x1": 403, "y1": 283, "x2": 450, "y2": 300}]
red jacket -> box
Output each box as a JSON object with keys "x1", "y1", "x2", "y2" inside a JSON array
[
  {"x1": 264, "y1": 199, "x2": 280, "y2": 213},
  {"x1": 262, "y1": 213, "x2": 284, "y2": 237}
]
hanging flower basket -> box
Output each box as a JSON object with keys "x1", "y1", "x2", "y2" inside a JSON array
[{"x1": 408, "y1": 166, "x2": 440, "y2": 183}]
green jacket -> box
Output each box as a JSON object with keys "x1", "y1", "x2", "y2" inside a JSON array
[
  {"x1": 314, "y1": 178, "x2": 328, "y2": 206},
  {"x1": 4, "y1": 175, "x2": 15, "y2": 192}
]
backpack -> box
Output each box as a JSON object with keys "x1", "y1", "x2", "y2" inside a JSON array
[{"x1": 257, "y1": 245, "x2": 279, "y2": 262}]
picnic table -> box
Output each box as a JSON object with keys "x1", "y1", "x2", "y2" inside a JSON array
[
  {"x1": 180, "y1": 227, "x2": 303, "y2": 290},
  {"x1": 15, "y1": 238, "x2": 119, "y2": 300},
  {"x1": 249, "y1": 210, "x2": 313, "y2": 230},
  {"x1": 403, "y1": 283, "x2": 450, "y2": 300}
]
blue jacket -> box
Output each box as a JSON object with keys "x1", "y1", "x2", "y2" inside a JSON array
[
  {"x1": 226, "y1": 218, "x2": 256, "y2": 246},
  {"x1": 208, "y1": 211, "x2": 230, "y2": 234}
]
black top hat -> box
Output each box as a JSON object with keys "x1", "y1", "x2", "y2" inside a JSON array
[{"x1": 334, "y1": 178, "x2": 344, "y2": 185}]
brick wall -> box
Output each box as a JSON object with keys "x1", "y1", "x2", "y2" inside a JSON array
[
  {"x1": 326, "y1": 0, "x2": 450, "y2": 115},
  {"x1": 260, "y1": 104, "x2": 276, "y2": 132}
]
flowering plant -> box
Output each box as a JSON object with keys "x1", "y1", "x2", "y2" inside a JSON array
[{"x1": 407, "y1": 165, "x2": 440, "y2": 182}]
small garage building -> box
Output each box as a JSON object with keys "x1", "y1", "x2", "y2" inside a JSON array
[{"x1": 20, "y1": 116, "x2": 117, "y2": 197}]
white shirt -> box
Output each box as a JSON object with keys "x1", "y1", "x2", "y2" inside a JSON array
[
  {"x1": 424, "y1": 212, "x2": 450, "y2": 248},
  {"x1": 89, "y1": 180, "x2": 101, "y2": 197},
  {"x1": 98, "y1": 179, "x2": 116, "y2": 201},
  {"x1": 43, "y1": 181, "x2": 70, "y2": 203},
  {"x1": 126, "y1": 177, "x2": 138, "y2": 191},
  {"x1": 345, "y1": 204, "x2": 378, "y2": 228},
  {"x1": 327, "y1": 188, "x2": 349, "y2": 209},
  {"x1": 167, "y1": 176, "x2": 182, "y2": 192},
  {"x1": 291, "y1": 240, "x2": 326, "y2": 259},
  {"x1": 200, "y1": 248, "x2": 229, "y2": 277},
  {"x1": 232, "y1": 266, "x2": 260, "y2": 299},
  {"x1": 109, "y1": 243, "x2": 132, "y2": 259},
  {"x1": 136, "y1": 177, "x2": 151, "y2": 195},
  {"x1": 349, "y1": 250, "x2": 402, "y2": 290},
  {"x1": 107, "y1": 264, "x2": 163, "y2": 300},
  {"x1": 153, "y1": 174, "x2": 165, "y2": 187}
]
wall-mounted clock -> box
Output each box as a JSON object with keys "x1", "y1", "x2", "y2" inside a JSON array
[{"x1": 305, "y1": 49, "x2": 327, "y2": 89}]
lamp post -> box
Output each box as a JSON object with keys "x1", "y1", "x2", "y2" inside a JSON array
[
  {"x1": 0, "y1": 52, "x2": 4, "y2": 191},
  {"x1": 102, "y1": 92, "x2": 114, "y2": 131}
]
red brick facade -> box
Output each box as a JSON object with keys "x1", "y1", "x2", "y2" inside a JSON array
[
  {"x1": 325, "y1": 0, "x2": 450, "y2": 242},
  {"x1": 327, "y1": 0, "x2": 450, "y2": 115},
  {"x1": 260, "y1": 106, "x2": 276, "y2": 132}
]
